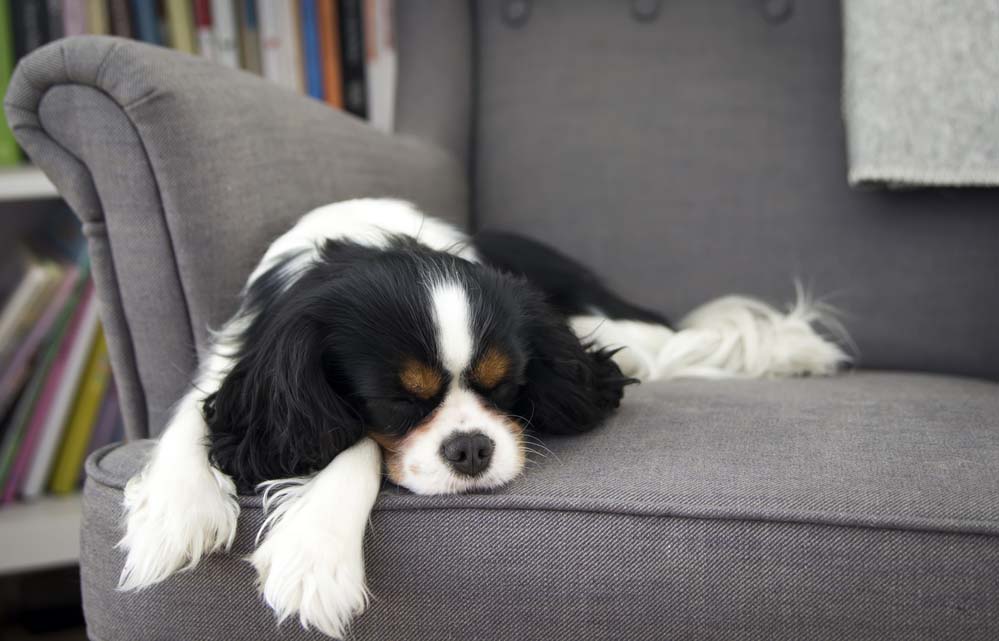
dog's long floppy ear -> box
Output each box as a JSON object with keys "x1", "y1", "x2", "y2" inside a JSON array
[
  {"x1": 514, "y1": 292, "x2": 636, "y2": 435},
  {"x1": 203, "y1": 301, "x2": 363, "y2": 491}
]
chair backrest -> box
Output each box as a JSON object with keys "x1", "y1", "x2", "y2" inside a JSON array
[{"x1": 397, "y1": 0, "x2": 999, "y2": 379}]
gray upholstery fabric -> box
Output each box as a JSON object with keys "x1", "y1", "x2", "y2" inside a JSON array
[
  {"x1": 81, "y1": 373, "x2": 999, "y2": 640},
  {"x1": 4, "y1": 36, "x2": 468, "y2": 438},
  {"x1": 843, "y1": 0, "x2": 999, "y2": 187},
  {"x1": 473, "y1": 0, "x2": 999, "y2": 379},
  {"x1": 7, "y1": 4, "x2": 999, "y2": 640},
  {"x1": 393, "y1": 1, "x2": 473, "y2": 170}
]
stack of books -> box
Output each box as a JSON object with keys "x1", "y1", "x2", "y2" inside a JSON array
[
  {"x1": 0, "y1": 0, "x2": 397, "y2": 167},
  {"x1": 0, "y1": 243, "x2": 122, "y2": 505}
]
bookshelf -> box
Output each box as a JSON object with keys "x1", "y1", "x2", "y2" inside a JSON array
[
  {"x1": 0, "y1": 166, "x2": 59, "y2": 202},
  {"x1": 0, "y1": 494, "x2": 82, "y2": 574},
  {"x1": 0, "y1": 167, "x2": 83, "y2": 574}
]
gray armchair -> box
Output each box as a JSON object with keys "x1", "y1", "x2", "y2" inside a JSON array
[{"x1": 6, "y1": 3, "x2": 999, "y2": 640}]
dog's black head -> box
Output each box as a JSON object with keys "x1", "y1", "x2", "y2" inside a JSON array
[{"x1": 204, "y1": 239, "x2": 631, "y2": 493}]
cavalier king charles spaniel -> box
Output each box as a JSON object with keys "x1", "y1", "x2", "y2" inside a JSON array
[{"x1": 116, "y1": 199, "x2": 847, "y2": 637}]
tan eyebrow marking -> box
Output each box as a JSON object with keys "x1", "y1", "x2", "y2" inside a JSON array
[
  {"x1": 471, "y1": 346, "x2": 511, "y2": 390},
  {"x1": 399, "y1": 359, "x2": 444, "y2": 399}
]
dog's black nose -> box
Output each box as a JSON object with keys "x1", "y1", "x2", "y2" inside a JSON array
[{"x1": 441, "y1": 432, "x2": 494, "y2": 476}]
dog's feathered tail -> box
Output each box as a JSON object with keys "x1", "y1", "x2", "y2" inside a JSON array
[{"x1": 571, "y1": 285, "x2": 851, "y2": 382}]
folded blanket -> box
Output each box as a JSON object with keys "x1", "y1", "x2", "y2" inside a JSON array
[{"x1": 843, "y1": 1, "x2": 999, "y2": 187}]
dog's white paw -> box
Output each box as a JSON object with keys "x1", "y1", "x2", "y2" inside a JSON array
[
  {"x1": 251, "y1": 501, "x2": 369, "y2": 639},
  {"x1": 118, "y1": 458, "x2": 239, "y2": 590}
]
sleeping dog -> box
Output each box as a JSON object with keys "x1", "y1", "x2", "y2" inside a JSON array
[{"x1": 117, "y1": 199, "x2": 846, "y2": 637}]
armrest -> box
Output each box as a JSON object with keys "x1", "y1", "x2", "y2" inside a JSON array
[{"x1": 4, "y1": 36, "x2": 468, "y2": 438}]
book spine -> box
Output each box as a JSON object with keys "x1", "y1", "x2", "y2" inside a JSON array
[
  {"x1": 285, "y1": 0, "x2": 304, "y2": 92},
  {"x1": 85, "y1": 0, "x2": 109, "y2": 35},
  {"x1": 62, "y1": 0, "x2": 87, "y2": 37},
  {"x1": 258, "y1": 0, "x2": 302, "y2": 92},
  {"x1": 19, "y1": 285, "x2": 102, "y2": 500},
  {"x1": 1, "y1": 282, "x2": 94, "y2": 502},
  {"x1": 46, "y1": 0, "x2": 63, "y2": 40},
  {"x1": 300, "y1": 0, "x2": 322, "y2": 98},
  {"x1": 0, "y1": 266, "x2": 80, "y2": 418},
  {"x1": 49, "y1": 329, "x2": 110, "y2": 494},
  {"x1": 12, "y1": 0, "x2": 50, "y2": 59},
  {"x1": 129, "y1": 0, "x2": 160, "y2": 44},
  {"x1": 82, "y1": 381, "x2": 119, "y2": 466},
  {"x1": 364, "y1": 0, "x2": 395, "y2": 131},
  {"x1": 337, "y1": 0, "x2": 367, "y2": 118},
  {"x1": 194, "y1": 0, "x2": 216, "y2": 61},
  {"x1": 0, "y1": 269, "x2": 86, "y2": 490},
  {"x1": 239, "y1": 0, "x2": 261, "y2": 74},
  {"x1": 165, "y1": 0, "x2": 197, "y2": 53},
  {"x1": 0, "y1": 264, "x2": 50, "y2": 357},
  {"x1": 0, "y1": 0, "x2": 20, "y2": 166},
  {"x1": 317, "y1": 0, "x2": 342, "y2": 107},
  {"x1": 108, "y1": 0, "x2": 132, "y2": 37},
  {"x1": 211, "y1": 0, "x2": 240, "y2": 68}
]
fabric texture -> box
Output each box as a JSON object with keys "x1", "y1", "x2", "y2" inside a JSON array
[
  {"x1": 4, "y1": 36, "x2": 469, "y2": 438},
  {"x1": 473, "y1": 0, "x2": 999, "y2": 380},
  {"x1": 843, "y1": 0, "x2": 999, "y2": 186},
  {"x1": 81, "y1": 373, "x2": 999, "y2": 640},
  {"x1": 7, "y1": 4, "x2": 999, "y2": 640}
]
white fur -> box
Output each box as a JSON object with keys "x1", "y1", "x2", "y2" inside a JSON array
[
  {"x1": 429, "y1": 279, "x2": 474, "y2": 375},
  {"x1": 250, "y1": 198, "x2": 477, "y2": 286},
  {"x1": 118, "y1": 355, "x2": 240, "y2": 590},
  {"x1": 571, "y1": 288, "x2": 849, "y2": 381},
  {"x1": 251, "y1": 438, "x2": 382, "y2": 639},
  {"x1": 391, "y1": 388, "x2": 525, "y2": 495}
]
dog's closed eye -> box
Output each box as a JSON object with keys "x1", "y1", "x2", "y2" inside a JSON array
[{"x1": 399, "y1": 360, "x2": 444, "y2": 399}]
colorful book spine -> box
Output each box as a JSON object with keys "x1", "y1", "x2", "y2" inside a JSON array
[
  {"x1": 0, "y1": 266, "x2": 80, "y2": 419},
  {"x1": 62, "y1": 0, "x2": 87, "y2": 37},
  {"x1": 300, "y1": 0, "x2": 323, "y2": 99},
  {"x1": 338, "y1": 0, "x2": 367, "y2": 118},
  {"x1": 85, "y1": 0, "x2": 109, "y2": 35},
  {"x1": 49, "y1": 329, "x2": 110, "y2": 494},
  {"x1": 3, "y1": 282, "x2": 98, "y2": 502},
  {"x1": 211, "y1": 0, "x2": 240, "y2": 68},
  {"x1": 129, "y1": 0, "x2": 160, "y2": 44},
  {"x1": 0, "y1": 271, "x2": 88, "y2": 493},
  {"x1": 194, "y1": 0, "x2": 216, "y2": 61},
  {"x1": 19, "y1": 282, "x2": 101, "y2": 500},
  {"x1": 165, "y1": 0, "x2": 197, "y2": 53},
  {"x1": 317, "y1": 0, "x2": 342, "y2": 107},
  {"x1": 239, "y1": 0, "x2": 261, "y2": 74},
  {"x1": 0, "y1": 0, "x2": 19, "y2": 166}
]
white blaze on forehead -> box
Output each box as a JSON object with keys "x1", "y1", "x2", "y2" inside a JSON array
[{"x1": 429, "y1": 279, "x2": 474, "y2": 376}]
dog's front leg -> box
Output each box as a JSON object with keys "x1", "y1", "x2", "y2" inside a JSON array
[
  {"x1": 251, "y1": 437, "x2": 382, "y2": 639},
  {"x1": 118, "y1": 383, "x2": 240, "y2": 589}
]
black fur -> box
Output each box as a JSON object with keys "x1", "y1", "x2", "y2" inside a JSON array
[
  {"x1": 474, "y1": 230, "x2": 671, "y2": 326},
  {"x1": 205, "y1": 237, "x2": 636, "y2": 491}
]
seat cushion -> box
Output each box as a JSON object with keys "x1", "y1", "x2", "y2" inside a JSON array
[{"x1": 81, "y1": 372, "x2": 999, "y2": 640}]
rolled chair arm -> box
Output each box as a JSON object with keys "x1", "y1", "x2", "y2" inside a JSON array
[{"x1": 5, "y1": 36, "x2": 467, "y2": 438}]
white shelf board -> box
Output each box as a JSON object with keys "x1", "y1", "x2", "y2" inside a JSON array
[
  {"x1": 0, "y1": 166, "x2": 59, "y2": 202},
  {"x1": 0, "y1": 494, "x2": 81, "y2": 574}
]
